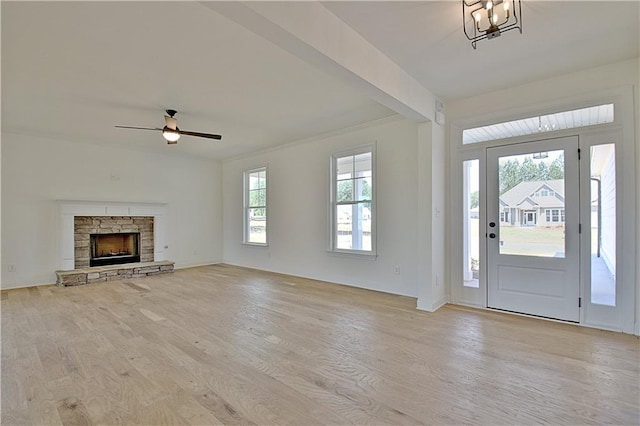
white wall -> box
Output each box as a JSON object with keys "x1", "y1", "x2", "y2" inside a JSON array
[
  {"x1": 222, "y1": 117, "x2": 420, "y2": 297},
  {"x1": 1, "y1": 133, "x2": 223, "y2": 289}
]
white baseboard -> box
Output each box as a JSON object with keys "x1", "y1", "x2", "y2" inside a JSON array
[
  {"x1": 1, "y1": 281, "x2": 56, "y2": 291},
  {"x1": 174, "y1": 261, "x2": 222, "y2": 270}
]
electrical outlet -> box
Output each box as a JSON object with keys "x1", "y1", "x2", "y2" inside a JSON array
[
  {"x1": 8, "y1": 265, "x2": 16, "y2": 272},
  {"x1": 394, "y1": 265, "x2": 400, "y2": 275}
]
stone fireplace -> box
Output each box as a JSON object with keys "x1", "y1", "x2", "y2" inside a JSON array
[
  {"x1": 57, "y1": 202, "x2": 172, "y2": 286},
  {"x1": 58, "y1": 201, "x2": 167, "y2": 272},
  {"x1": 74, "y1": 216, "x2": 153, "y2": 269}
]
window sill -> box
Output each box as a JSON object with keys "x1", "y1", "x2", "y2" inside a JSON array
[
  {"x1": 326, "y1": 249, "x2": 378, "y2": 260},
  {"x1": 241, "y1": 242, "x2": 268, "y2": 247}
]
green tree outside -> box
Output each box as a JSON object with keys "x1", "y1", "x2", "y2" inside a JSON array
[{"x1": 498, "y1": 153, "x2": 564, "y2": 195}]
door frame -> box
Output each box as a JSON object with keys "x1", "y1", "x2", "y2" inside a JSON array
[{"x1": 448, "y1": 87, "x2": 636, "y2": 334}]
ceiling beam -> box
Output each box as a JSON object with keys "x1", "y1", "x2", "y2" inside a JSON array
[{"x1": 202, "y1": 1, "x2": 436, "y2": 122}]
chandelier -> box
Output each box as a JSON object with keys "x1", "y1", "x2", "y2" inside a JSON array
[{"x1": 463, "y1": 0, "x2": 522, "y2": 49}]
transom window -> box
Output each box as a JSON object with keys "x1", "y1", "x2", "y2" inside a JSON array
[
  {"x1": 243, "y1": 167, "x2": 267, "y2": 245},
  {"x1": 330, "y1": 146, "x2": 375, "y2": 254},
  {"x1": 463, "y1": 104, "x2": 614, "y2": 144}
]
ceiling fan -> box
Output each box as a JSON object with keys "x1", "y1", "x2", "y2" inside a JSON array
[{"x1": 115, "y1": 109, "x2": 222, "y2": 144}]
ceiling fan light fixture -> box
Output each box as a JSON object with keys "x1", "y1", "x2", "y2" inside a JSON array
[
  {"x1": 162, "y1": 126, "x2": 180, "y2": 142},
  {"x1": 116, "y1": 109, "x2": 222, "y2": 143}
]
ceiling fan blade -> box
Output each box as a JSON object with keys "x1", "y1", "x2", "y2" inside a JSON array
[
  {"x1": 178, "y1": 130, "x2": 222, "y2": 140},
  {"x1": 164, "y1": 115, "x2": 177, "y2": 130},
  {"x1": 115, "y1": 125, "x2": 162, "y2": 131}
]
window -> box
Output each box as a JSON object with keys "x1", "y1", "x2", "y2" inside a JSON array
[
  {"x1": 243, "y1": 167, "x2": 267, "y2": 245},
  {"x1": 590, "y1": 144, "x2": 616, "y2": 306},
  {"x1": 498, "y1": 149, "x2": 566, "y2": 257},
  {"x1": 538, "y1": 189, "x2": 555, "y2": 197},
  {"x1": 463, "y1": 159, "x2": 480, "y2": 288},
  {"x1": 463, "y1": 104, "x2": 614, "y2": 144},
  {"x1": 545, "y1": 208, "x2": 564, "y2": 223},
  {"x1": 330, "y1": 146, "x2": 375, "y2": 254}
]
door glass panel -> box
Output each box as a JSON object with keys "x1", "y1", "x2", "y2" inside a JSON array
[
  {"x1": 463, "y1": 159, "x2": 480, "y2": 288},
  {"x1": 498, "y1": 149, "x2": 565, "y2": 257},
  {"x1": 590, "y1": 144, "x2": 616, "y2": 306}
]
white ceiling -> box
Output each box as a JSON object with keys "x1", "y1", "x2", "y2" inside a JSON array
[
  {"x1": 324, "y1": 1, "x2": 640, "y2": 101},
  {"x1": 2, "y1": 1, "x2": 638, "y2": 160},
  {"x1": 1, "y1": 1, "x2": 394, "y2": 159}
]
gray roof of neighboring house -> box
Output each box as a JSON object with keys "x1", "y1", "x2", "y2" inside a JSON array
[{"x1": 500, "y1": 180, "x2": 565, "y2": 209}]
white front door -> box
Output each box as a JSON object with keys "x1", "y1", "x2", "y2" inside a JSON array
[
  {"x1": 487, "y1": 136, "x2": 580, "y2": 321},
  {"x1": 525, "y1": 211, "x2": 536, "y2": 226}
]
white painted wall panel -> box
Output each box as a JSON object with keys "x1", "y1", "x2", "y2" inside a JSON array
[{"x1": 222, "y1": 117, "x2": 420, "y2": 297}]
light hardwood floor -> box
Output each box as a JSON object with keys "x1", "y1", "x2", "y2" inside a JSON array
[{"x1": 2, "y1": 264, "x2": 639, "y2": 425}]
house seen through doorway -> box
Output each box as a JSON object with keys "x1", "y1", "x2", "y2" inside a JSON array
[{"x1": 462, "y1": 146, "x2": 617, "y2": 306}]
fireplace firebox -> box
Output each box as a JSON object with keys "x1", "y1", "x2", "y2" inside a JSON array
[{"x1": 90, "y1": 233, "x2": 141, "y2": 267}]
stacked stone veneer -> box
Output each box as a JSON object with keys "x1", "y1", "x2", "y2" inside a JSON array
[
  {"x1": 74, "y1": 216, "x2": 154, "y2": 268},
  {"x1": 56, "y1": 261, "x2": 174, "y2": 287}
]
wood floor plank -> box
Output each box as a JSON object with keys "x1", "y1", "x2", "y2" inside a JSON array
[{"x1": 2, "y1": 264, "x2": 638, "y2": 425}]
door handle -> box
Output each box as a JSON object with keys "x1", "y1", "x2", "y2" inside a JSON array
[{"x1": 489, "y1": 233, "x2": 496, "y2": 239}]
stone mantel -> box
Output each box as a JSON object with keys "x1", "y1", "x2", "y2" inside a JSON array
[{"x1": 58, "y1": 201, "x2": 167, "y2": 271}]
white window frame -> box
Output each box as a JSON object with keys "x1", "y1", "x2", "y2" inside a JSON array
[
  {"x1": 243, "y1": 166, "x2": 268, "y2": 246},
  {"x1": 329, "y1": 144, "x2": 377, "y2": 257}
]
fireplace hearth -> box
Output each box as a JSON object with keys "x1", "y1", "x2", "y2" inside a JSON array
[{"x1": 90, "y1": 232, "x2": 141, "y2": 267}]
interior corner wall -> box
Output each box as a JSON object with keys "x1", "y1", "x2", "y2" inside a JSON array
[
  {"x1": 416, "y1": 121, "x2": 447, "y2": 312},
  {"x1": 430, "y1": 121, "x2": 447, "y2": 308},
  {"x1": 1, "y1": 133, "x2": 223, "y2": 289},
  {"x1": 222, "y1": 117, "x2": 420, "y2": 297}
]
